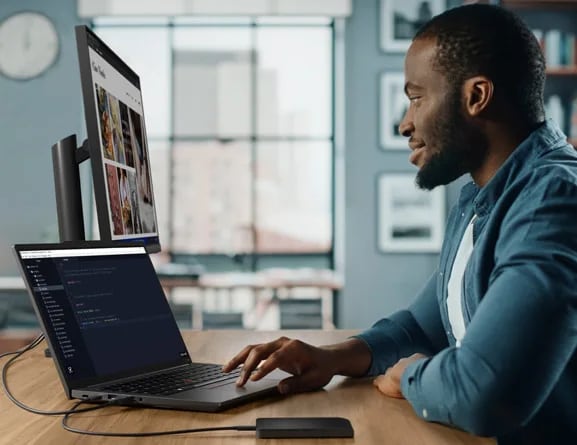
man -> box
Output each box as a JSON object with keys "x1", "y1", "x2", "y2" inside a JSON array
[{"x1": 223, "y1": 4, "x2": 577, "y2": 444}]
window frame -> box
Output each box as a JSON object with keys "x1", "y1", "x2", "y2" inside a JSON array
[{"x1": 91, "y1": 18, "x2": 337, "y2": 272}]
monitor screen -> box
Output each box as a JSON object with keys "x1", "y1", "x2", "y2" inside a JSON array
[{"x1": 75, "y1": 26, "x2": 160, "y2": 253}]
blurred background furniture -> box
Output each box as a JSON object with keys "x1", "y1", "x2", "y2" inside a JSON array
[
  {"x1": 201, "y1": 311, "x2": 245, "y2": 330},
  {"x1": 0, "y1": 268, "x2": 342, "y2": 339},
  {"x1": 279, "y1": 298, "x2": 323, "y2": 329},
  {"x1": 0, "y1": 278, "x2": 41, "y2": 353}
]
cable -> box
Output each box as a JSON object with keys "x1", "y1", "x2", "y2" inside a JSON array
[
  {"x1": 1, "y1": 334, "x2": 124, "y2": 415},
  {"x1": 62, "y1": 400, "x2": 256, "y2": 437},
  {"x1": 0, "y1": 333, "x2": 44, "y2": 360},
  {"x1": 2, "y1": 337, "x2": 257, "y2": 438}
]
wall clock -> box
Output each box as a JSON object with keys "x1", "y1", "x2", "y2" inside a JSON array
[{"x1": 0, "y1": 11, "x2": 60, "y2": 80}]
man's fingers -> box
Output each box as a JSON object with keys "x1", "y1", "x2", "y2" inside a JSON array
[
  {"x1": 249, "y1": 350, "x2": 286, "y2": 381},
  {"x1": 373, "y1": 374, "x2": 403, "y2": 399},
  {"x1": 223, "y1": 337, "x2": 290, "y2": 374},
  {"x1": 222, "y1": 344, "x2": 254, "y2": 372},
  {"x1": 236, "y1": 339, "x2": 289, "y2": 386}
]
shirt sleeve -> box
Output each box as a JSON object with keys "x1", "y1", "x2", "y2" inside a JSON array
[
  {"x1": 400, "y1": 176, "x2": 577, "y2": 437},
  {"x1": 354, "y1": 270, "x2": 448, "y2": 376}
]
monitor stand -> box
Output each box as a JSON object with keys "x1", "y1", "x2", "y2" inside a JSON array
[
  {"x1": 44, "y1": 135, "x2": 90, "y2": 358},
  {"x1": 52, "y1": 134, "x2": 90, "y2": 243}
]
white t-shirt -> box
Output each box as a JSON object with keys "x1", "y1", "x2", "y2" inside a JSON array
[{"x1": 446, "y1": 216, "x2": 476, "y2": 343}]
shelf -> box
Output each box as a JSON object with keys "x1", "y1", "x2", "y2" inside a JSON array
[
  {"x1": 503, "y1": 0, "x2": 577, "y2": 9},
  {"x1": 546, "y1": 67, "x2": 577, "y2": 76}
]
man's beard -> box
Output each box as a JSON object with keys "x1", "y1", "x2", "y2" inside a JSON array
[{"x1": 416, "y1": 88, "x2": 489, "y2": 190}]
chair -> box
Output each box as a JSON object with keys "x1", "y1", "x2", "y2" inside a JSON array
[
  {"x1": 278, "y1": 298, "x2": 323, "y2": 329},
  {"x1": 202, "y1": 311, "x2": 244, "y2": 330},
  {"x1": 0, "y1": 290, "x2": 39, "y2": 329},
  {"x1": 169, "y1": 302, "x2": 193, "y2": 329},
  {"x1": 0, "y1": 301, "x2": 9, "y2": 330}
]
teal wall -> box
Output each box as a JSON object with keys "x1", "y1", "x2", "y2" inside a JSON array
[
  {"x1": 339, "y1": 0, "x2": 466, "y2": 328},
  {"x1": 0, "y1": 0, "x2": 86, "y2": 275}
]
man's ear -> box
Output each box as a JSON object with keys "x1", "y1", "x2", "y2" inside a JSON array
[{"x1": 462, "y1": 76, "x2": 493, "y2": 117}]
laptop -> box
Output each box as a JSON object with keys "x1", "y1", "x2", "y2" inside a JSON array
[{"x1": 13, "y1": 241, "x2": 284, "y2": 412}]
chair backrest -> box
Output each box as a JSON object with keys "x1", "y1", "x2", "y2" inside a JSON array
[
  {"x1": 202, "y1": 311, "x2": 244, "y2": 330},
  {"x1": 279, "y1": 298, "x2": 323, "y2": 329},
  {"x1": 0, "y1": 290, "x2": 39, "y2": 329},
  {"x1": 169, "y1": 302, "x2": 193, "y2": 329}
]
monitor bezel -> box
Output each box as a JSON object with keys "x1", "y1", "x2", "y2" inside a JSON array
[{"x1": 75, "y1": 25, "x2": 161, "y2": 253}]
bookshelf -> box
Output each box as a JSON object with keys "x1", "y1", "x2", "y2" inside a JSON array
[
  {"x1": 547, "y1": 67, "x2": 577, "y2": 76},
  {"x1": 499, "y1": 0, "x2": 577, "y2": 147},
  {"x1": 503, "y1": 1, "x2": 577, "y2": 10}
]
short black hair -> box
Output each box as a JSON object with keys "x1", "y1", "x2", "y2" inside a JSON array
[{"x1": 415, "y1": 4, "x2": 545, "y2": 125}]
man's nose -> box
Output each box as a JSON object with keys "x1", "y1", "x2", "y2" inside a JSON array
[{"x1": 398, "y1": 110, "x2": 413, "y2": 138}]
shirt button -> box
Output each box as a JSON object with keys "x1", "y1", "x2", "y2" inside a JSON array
[
  {"x1": 422, "y1": 409, "x2": 428, "y2": 418},
  {"x1": 461, "y1": 212, "x2": 465, "y2": 217},
  {"x1": 456, "y1": 340, "x2": 462, "y2": 348}
]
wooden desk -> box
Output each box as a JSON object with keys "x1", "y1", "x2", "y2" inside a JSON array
[{"x1": 0, "y1": 330, "x2": 495, "y2": 445}]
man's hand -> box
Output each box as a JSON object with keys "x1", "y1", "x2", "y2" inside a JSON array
[
  {"x1": 222, "y1": 336, "x2": 338, "y2": 394},
  {"x1": 373, "y1": 353, "x2": 428, "y2": 399},
  {"x1": 223, "y1": 336, "x2": 372, "y2": 395}
]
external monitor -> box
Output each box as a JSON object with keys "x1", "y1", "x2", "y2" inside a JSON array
[{"x1": 75, "y1": 25, "x2": 160, "y2": 253}]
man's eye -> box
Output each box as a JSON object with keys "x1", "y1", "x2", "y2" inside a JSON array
[{"x1": 409, "y1": 96, "x2": 421, "y2": 102}]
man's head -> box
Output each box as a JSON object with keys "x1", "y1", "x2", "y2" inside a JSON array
[{"x1": 399, "y1": 4, "x2": 546, "y2": 190}]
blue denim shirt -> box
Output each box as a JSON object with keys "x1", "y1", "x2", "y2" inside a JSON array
[{"x1": 356, "y1": 120, "x2": 577, "y2": 444}]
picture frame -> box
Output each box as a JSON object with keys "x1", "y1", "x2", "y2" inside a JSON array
[
  {"x1": 380, "y1": 72, "x2": 408, "y2": 150},
  {"x1": 380, "y1": 0, "x2": 445, "y2": 52},
  {"x1": 378, "y1": 173, "x2": 445, "y2": 252}
]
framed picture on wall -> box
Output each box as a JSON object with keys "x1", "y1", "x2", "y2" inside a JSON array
[
  {"x1": 380, "y1": 72, "x2": 408, "y2": 150},
  {"x1": 378, "y1": 173, "x2": 445, "y2": 252},
  {"x1": 380, "y1": 0, "x2": 445, "y2": 52}
]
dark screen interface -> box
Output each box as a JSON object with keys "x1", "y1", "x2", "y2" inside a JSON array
[{"x1": 20, "y1": 247, "x2": 189, "y2": 382}]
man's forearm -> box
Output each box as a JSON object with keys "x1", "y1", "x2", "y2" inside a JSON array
[{"x1": 322, "y1": 338, "x2": 372, "y2": 377}]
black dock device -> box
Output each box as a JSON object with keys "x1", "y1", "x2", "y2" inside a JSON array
[{"x1": 255, "y1": 417, "x2": 354, "y2": 439}]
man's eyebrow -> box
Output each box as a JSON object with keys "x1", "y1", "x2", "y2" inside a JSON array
[{"x1": 404, "y1": 81, "x2": 423, "y2": 95}]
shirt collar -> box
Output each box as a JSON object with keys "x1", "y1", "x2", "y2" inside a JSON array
[{"x1": 461, "y1": 119, "x2": 568, "y2": 216}]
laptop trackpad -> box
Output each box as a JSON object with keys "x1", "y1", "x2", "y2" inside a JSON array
[
  {"x1": 170, "y1": 377, "x2": 280, "y2": 401},
  {"x1": 171, "y1": 369, "x2": 290, "y2": 401}
]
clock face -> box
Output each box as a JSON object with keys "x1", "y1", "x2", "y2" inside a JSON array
[{"x1": 0, "y1": 12, "x2": 60, "y2": 80}]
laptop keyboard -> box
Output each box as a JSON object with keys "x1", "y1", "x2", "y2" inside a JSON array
[{"x1": 101, "y1": 364, "x2": 242, "y2": 396}]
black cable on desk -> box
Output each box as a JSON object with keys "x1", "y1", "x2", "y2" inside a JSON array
[
  {"x1": 0, "y1": 333, "x2": 44, "y2": 360},
  {"x1": 1, "y1": 334, "x2": 124, "y2": 416},
  {"x1": 2, "y1": 336, "x2": 257, "y2": 438},
  {"x1": 62, "y1": 401, "x2": 256, "y2": 437}
]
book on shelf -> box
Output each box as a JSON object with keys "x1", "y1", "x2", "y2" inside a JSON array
[
  {"x1": 538, "y1": 29, "x2": 577, "y2": 69},
  {"x1": 546, "y1": 94, "x2": 565, "y2": 133},
  {"x1": 570, "y1": 94, "x2": 577, "y2": 139},
  {"x1": 561, "y1": 32, "x2": 576, "y2": 66},
  {"x1": 533, "y1": 29, "x2": 545, "y2": 54},
  {"x1": 545, "y1": 29, "x2": 562, "y2": 67}
]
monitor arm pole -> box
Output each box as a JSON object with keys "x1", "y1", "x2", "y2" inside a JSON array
[
  {"x1": 51, "y1": 135, "x2": 90, "y2": 243},
  {"x1": 46, "y1": 135, "x2": 90, "y2": 358}
]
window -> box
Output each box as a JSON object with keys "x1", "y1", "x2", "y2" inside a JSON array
[{"x1": 93, "y1": 18, "x2": 334, "y2": 269}]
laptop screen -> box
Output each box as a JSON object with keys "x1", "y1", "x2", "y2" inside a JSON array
[{"x1": 15, "y1": 244, "x2": 190, "y2": 387}]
